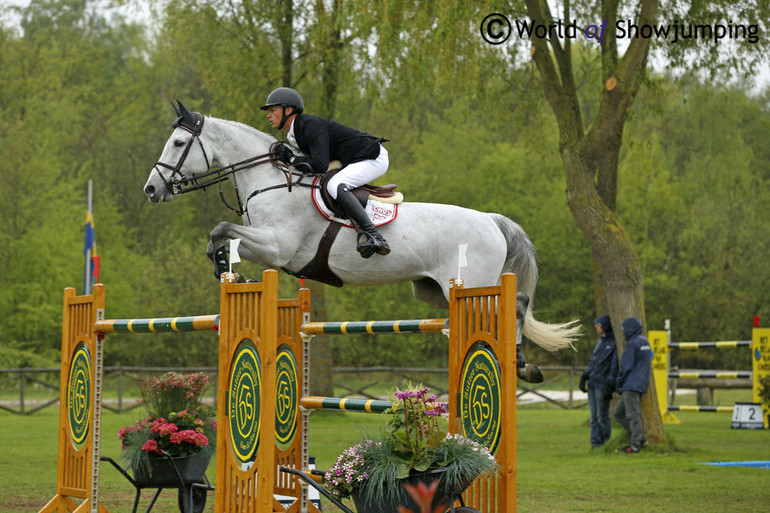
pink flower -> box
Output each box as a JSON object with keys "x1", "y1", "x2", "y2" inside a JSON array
[
  {"x1": 170, "y1": 429, "x2": 209, "y2": 447},
  {"x1": 141, "y1": 439, "x2": 161, "y2": 453}
]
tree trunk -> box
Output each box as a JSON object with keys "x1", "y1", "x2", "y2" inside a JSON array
[
  {"x1": 561, "y1": 149, "x2": 666, "y2": 443},
  {"x1": 525, "y1": 0, "x2": 666, "y2": 444}
]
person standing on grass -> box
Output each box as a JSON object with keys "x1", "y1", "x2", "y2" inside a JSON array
[
  {"x1": 579, "y1": 315, "x2": 618, "y2": 448},
  {"x1": 613, "y1": 317, "x2": 653, "y2": 453}
]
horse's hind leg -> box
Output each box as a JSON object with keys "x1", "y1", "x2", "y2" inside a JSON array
[{"x1": 516, "y1": 292, "x2": 544, "y2": 384}]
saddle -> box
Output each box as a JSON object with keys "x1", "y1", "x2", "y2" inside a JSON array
[
  {"x1": 280, "y1": 164, "x2": 402, "y2": 288},
  {"x1": 318, "y1": 166, "x2": 402, "y2": 218}
]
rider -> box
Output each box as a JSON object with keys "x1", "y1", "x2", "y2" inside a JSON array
[{"x1": 260, "y1": 87, "x2": 390, "y2": 258}]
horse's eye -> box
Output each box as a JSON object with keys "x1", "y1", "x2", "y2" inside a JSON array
[{"x1": 174, "y1": 139, "x2": 186, "y2": 147}]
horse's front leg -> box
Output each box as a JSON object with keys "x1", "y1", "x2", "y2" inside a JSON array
[
  {"x1": 207, "y1": 222, "x2": 285, "y2": 277},
  {"x1": 515, "y1": 292, "x2": 544, "y2": 384}
]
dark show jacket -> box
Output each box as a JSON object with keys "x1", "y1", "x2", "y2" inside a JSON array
[{"x1": 290, "y1": 114, "x2": 385, "y2": 174}]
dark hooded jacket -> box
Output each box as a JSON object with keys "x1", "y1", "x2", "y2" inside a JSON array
[
  {"x1": 583, "y1": 315, "x2": 618, "y2": 389},
  {"x1": 616, "y1": 318, "x2": 653, "y2": 394}
]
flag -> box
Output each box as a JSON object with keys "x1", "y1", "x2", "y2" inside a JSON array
[
  {"x1": 229, "y1": 238, "x2": 241, "y2": 273},
  {"x1": 458, "y1": 244, "x2": 468, "y2": 268},
  {"x1": 84, "y1": 208, "x2": 98, "y2": 293},
  {"x1": 457, "y1": 243, "x2": 468, "y2": 284},
  {"x1": 84, "y1": 209, "x2": 96, "y2": 255},
  {"x1": 229, "y1": 238, "x2": 241, "y2": 264}
]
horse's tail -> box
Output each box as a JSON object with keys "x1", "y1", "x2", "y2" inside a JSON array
[{"x1": 489, "y1": 213, "x2": 581, "y2": 352}]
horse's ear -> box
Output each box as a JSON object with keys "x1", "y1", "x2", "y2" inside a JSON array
[
  {"x1": 177, "y1": 100, "x2": 196, "y2": 126},
  {"x1": 171, "y1": 100, "x2": 183, "y2": 117}
]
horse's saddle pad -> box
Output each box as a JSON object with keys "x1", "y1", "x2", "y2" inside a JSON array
[{"x1": 311, "y1": 174, "x2": 401, "y2": 227}]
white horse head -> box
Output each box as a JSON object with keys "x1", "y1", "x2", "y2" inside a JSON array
[{"x1": 145, "y1": 100, "x2": 279, "y2": 205}]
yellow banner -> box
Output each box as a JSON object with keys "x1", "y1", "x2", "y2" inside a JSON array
[
  {"x1": 649, "y1": 331, "x2": 669, "y2": 417},
  {"x1": 752, "y1": 328, "x2": 770, "y2": 428}
]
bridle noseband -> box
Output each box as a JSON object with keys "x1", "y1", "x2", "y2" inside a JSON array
[{"x1": 152, "y1": 112, "x2": 317, "y2": 217}]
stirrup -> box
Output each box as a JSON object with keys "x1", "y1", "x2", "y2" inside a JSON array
[{"x1": 356, "y1": 231, "x2": 390, "y2": 258}]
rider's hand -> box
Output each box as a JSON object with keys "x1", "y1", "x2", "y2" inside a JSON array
[{"x1": 274, "y1": 142, "x2": 294, "y2": 164}]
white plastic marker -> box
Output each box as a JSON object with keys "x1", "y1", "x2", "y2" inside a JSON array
[
  {"x1": 457, "y1": 243, "x2": 468, "y2": 286},
  {"x1": 229, "y1": 238, "x2": 241, "y2": 273}
]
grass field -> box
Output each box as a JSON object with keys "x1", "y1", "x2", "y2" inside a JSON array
[{"x1": 2, "y1": 398, "x2": 768, "y2": 513}]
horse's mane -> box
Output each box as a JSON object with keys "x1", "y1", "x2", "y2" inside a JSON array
[{"x1": 208, "y1": 116, "x2": 277, "y2": 145}]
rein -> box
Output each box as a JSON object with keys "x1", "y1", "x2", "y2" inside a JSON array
[{"x1": 153, "y1": 114, "x2": 318, "y2": 217}]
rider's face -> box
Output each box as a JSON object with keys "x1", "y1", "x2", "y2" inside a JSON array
[{"x1": 266, "y1": 105, "x2": 295, "y2": 131}]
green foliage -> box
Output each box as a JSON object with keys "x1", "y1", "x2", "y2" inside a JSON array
[
  {"x1": 138, "y1": 371, "x2": 212, "y2": 418},
  {"x1": 0, "y1": 344, "x2": 59, "y2": 369},
  {"x1": 0, "y1": 0, "x2": 768, "y2": 375}
]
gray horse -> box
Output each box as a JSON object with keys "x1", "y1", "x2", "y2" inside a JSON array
[{"x1": 144, "y1": 102, "x2": 580, "y2": 382}]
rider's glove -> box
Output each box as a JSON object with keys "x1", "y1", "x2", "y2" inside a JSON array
[{"x1": 274, "y1": 142, "x2": 295, "y2": 164}]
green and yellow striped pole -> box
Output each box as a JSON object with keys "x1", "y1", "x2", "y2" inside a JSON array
[
  {"x1": 300, "y1": 318, "x2": 447, "y2": 335},
  {"x1": 95, "y1": 314, "x2": 219, "y2": 334}
]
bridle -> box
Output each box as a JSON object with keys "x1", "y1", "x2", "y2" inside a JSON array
[
  {"x1": 152, "y1": 112, "x2": 212, "y2": 195},
  {"x1": 152, "y1": 112, "x2": 317, "y2": 217}
]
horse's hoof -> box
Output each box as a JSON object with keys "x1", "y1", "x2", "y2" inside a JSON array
[{"x1": 517, "y1": 363, "x2": 544, "y2": 383}]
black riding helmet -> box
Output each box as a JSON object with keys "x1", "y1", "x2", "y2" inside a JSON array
[{"x1": 260, "y1": 87, "x2": 304, "y2": 130}]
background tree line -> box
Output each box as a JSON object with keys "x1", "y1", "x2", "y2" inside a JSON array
[{"x1": 0, "y1": 0, "x2": 767, "y2": 376}]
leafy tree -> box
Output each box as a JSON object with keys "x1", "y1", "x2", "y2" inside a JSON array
[{"x1": 520, "y1": 0, "x2": 769, "y2": 441}]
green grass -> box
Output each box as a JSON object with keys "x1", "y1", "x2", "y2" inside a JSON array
[{"x1": 2, "y1": 405, "x2": 768, "y2": 512}]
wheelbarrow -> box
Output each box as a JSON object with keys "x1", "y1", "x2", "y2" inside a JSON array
[
  {"x1": 101, "y1": 452, "x2": 214, "y2": 513},
  {"x1": 280, "y1": 466, "x2": 481, "y2": 513}
]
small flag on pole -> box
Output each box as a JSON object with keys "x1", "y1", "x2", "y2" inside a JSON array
[
  {"x1": 229, "y1": 238, "x2": 241, "y2": 273},
  {"x1": 457, "y1": 243, "x2": 468, "y2": 284}
]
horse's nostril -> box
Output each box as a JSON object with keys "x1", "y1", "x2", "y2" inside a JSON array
[{"x1": 145, "y1": 185, "x2": 155, "y2": 196}]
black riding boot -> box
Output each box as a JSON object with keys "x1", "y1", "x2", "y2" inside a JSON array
[{"x1": 335, "y1": 184, "x2": 390, "y2": 258}]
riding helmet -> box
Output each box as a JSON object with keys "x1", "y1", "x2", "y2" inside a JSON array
[{"x1": 260, "y1": 87, "x2": 304, "y2": 113}]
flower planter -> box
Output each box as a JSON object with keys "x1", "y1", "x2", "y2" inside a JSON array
[
  {"x1": 132, "y1": 452, "x2": 211, "y2": 488},
  {"x1": 350, "y1": 468, "x2": 477, "y2": 513}
]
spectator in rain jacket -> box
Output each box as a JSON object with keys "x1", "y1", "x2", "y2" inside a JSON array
[
  {"x1": 613, "y1": 317, "x2": 653, "y2": 453},
  {"x1": 579, "y1": 315, "x2": 618, "y2": 448}
]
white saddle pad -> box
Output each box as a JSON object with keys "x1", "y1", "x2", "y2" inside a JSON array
[{"x1": 311, "y1": 176, "x2": 398, "y2": 227}]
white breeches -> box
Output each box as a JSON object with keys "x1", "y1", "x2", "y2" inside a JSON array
[{"x1": 327, "y1": 145, "x2": 389, "y2": 199}]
